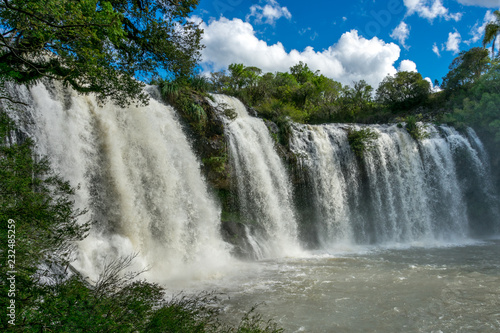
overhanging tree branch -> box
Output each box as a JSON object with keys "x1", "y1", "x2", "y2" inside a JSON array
[
  {"x1": 1, "y1": 0, "x2": 118, "y2": 30},
  {"x1": 0, "y1": 0, "x2": 202, "y2": 106}
]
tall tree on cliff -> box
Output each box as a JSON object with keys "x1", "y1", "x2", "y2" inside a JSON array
[
  {"x1": 483, "y1": 10, "x2": 500, "y2": 58},
  {"x1": 0, "y1": 0, "x2": 203, "y2": 106},
  {"x1": 441, "y1": 47, "x2": 490, "y2": 92}
]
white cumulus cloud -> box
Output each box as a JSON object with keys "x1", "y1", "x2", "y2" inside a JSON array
[
  {"x1": 446, "y1": 31, "x2": 462, "y2": 53},
  {"x1": 398, "y1": 59, "x2": 418, "y2": 72},
  {"x1": 246, "y1": 0, "x2": 292, "y2": 25},
  {"x1": 390, "y1": 21, "x2": 411, "y2": 49},
  {"x1": 404, "y1": 0, "x2": 463, "y2": 22},
  {"x1": 198, "y1": 17, "x2": 402, "y2": 88},
  {"x1": 455, "y1": 0, "x2": 500, "y2": 8}
]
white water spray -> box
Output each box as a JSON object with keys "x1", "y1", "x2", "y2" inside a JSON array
[
  {"x1": 290, "y1": 124, "x2": 361, "y2": 247},
  {"x1": 8, "y1": 82, "x2": 233, "y2": 283}
]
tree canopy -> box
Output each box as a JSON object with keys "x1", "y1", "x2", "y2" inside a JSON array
[
  {"x1": 441, "y1": 47, "x2": 490, "y2": 91},
  {"x1": 0, "y1": 0, "x2": 203, "y2": 106},
  {"x1": 376, "y1": 71, "x2": 430, "y2": 111}
]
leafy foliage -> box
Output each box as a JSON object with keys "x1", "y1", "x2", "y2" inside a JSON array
[
  {"x1": 0, "y1": 109, "x2": 89, "y2": 330},
  {"x1": 376, "y1": 71, "x2": 431, "y2": 112},
  {"x1": 0, "y1": 113, "x2": 90, "y2": 265},
  {"x1": 339, "y1": 80, "x2": 375, "y2": 121},
  {"x1": 483, "y1": 10, "x2": 500, "y2": 57},
  {"x1": 0, "y1": 0, "x2": 203, "y2": 106},
  {"x1": 441, "y1": 47, "x2": 490, "y2": 92},
  {"x1": 203, "y1": 154, "x2": 228, "y2": 175},
  {"x1": 209, "y1": 62, "x2": 363, "y2": 124},
  {"x1": 444, "y1": 60, "x2": 500, "y2": 141},
  {"x1": 208, "y1": 62, "x2": 433, "y2": 125}
]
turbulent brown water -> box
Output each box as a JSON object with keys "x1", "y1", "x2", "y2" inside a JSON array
[{"x1": 200, "y1": 240, "x2": 500, "y2": 333}]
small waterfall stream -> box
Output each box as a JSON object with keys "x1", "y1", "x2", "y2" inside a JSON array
[
  {"x1": 290, "y1": 124, "x2": 361, "y2": 247},
  {"x1": 208, "y1": 94, "x2": 302, "y2": 258}
]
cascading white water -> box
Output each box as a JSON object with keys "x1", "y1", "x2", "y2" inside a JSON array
[
  {"x1": 208, "y1": 94, "x2": 302, "y2": 258},
  {"x1": 290, "y1": 124, "x2": 361, "y2": 247},
  {"x1": 291, "y1": 123, "x2": 499, "y2": 247},
  {"x1": 6, "y1": 81, "x2": 233, "y2": 283},
  {"x1": 6, "y1": 79, "x2": 498, "y2": 270}
]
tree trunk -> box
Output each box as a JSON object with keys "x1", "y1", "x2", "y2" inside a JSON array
[{"x1": 493, "y1": 35, "x2": 497, "y2": 58}]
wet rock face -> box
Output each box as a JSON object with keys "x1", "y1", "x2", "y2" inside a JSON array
[
  {"x1": 480, "y1": 133, "x2": 500, "y2": 196},
  {"x1": 174, "y1": 95, "x2": 231, "y2": 191},
  {"x1": 247, "y1": 107, "x2": 258, "y2": 117},
  {"x1": 220, "y1": 220, "x2": 255, "y2": 259},
  {"x1": 264, "y1": 119, "x2": 279, "y2": 136}
]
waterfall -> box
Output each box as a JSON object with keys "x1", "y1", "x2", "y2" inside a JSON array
[
  {"x1": 5, "y1": 81, "x2": 498, "y2": 266},
  {"x1": 5, "y1": 81, "x2": 233, "y2": 282},
  {"x1": 290, "y1": 124, "x2": 362, "y2": 247},
  {"x1": 291, "y1": 123, "x2": 499, "y2": 248},
  {"x1": 208, "y1": 95, "x2": 302, "y2": 258}
]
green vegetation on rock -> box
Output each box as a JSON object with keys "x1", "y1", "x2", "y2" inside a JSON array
[
  {"x1": 404, "y1": 115, "x2": 430, "y2": 141},
  {"x1": 347, "y1": 127, "x2": 380, "y2": 158}
]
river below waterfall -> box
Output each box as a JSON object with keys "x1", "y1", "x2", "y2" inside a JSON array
[{"x1": 185, "y1": 240, "x2": 500, "y2": 333}]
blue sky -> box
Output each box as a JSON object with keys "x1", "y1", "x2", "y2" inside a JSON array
[{"x1": 192, "y1": 0, "x2": 499, "y2": 89}]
